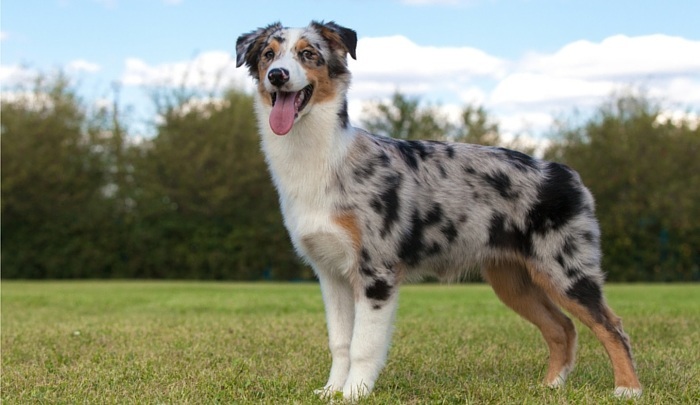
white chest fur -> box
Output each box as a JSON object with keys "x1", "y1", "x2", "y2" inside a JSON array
[{"x1": 255, "y1": 96, "x2": 356, "y2": 261}]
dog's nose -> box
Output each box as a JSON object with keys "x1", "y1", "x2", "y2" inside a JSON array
[{"x1": 267, "y1": 68, "x2": 290, "y2": 87}]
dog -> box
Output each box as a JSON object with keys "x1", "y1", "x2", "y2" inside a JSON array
[{"x1": 236, "y1": 21, "x2": 642, "y2": 401}]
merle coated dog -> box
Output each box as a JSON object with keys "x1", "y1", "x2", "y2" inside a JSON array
[{"x1": 236, "y1": 21, "x2": 642, "y2": 400}]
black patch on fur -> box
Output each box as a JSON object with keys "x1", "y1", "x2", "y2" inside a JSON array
[
  {"x1": 528, "y1": 162, "x2": 586, "y2": 235},
  {"x1": 441, "y1": 220, "x2": 458, "y2": 243},
  {"x1": 395, "y1": 141, "x2": 431, "y2": 171},
  {"x1": 569, "y1": 276, "x2": 634, "y2": 362},
  {"x1": 353, "y1": 154, "x2": 377, "y2": 182},
  {"x1": 426, "y1": 242, "x2": 442, "y2": 255},
  {"x1": 378, "y1": 151, "x2": 391, "y2": 167},
  {"x1": 464, "y1": 166, "x2": 477, "y2": 175},
  {"x1": 366, "y1": 278, "x2": 391, "y2": 301},
  {"x1": 371, "y1": 174, "x2": 402, "y2": 238},
  {"x1": 398, "y1": 207, "x2": 447, "y2": 266},
  {"x1": 273, "y1": 35, "x2": 285, "y2": 43},
  {"x1": 497, "y1": 147, "x2": 538, "y2": 172},
  {"x1": 398, "y1": 210, "x2": 427, "y2": 266},
  {"x1": 361, "y1": 248, "x2": 371, "y2": 263},
  {"x1": 326, "y1": 54, "x2": 350, "y2": 78},
  {"x1": 565, "y1": 267, "x2": 581, "y2": 278},
  {"x1": 360, "y1": 264, "x2": 374, "y2": 277},
  {"x1": 562, "y1": 236, "x2": 579, "y2": 256},
  {"x1": 487, "y1": 213, "x2": 532, "y2": 256},
  {"x1": 359, "y1": 248, "x2": 373, "y2": 276},
  {"x1": 582, "y1": 230, "x2": 597, "y2": 244},
  {"x1": 424, "y1": 204, "x2": 443, "y2": 225},
  {"x1": 396, "y1": 142, "x2": 419, "y2": 170},
  {"x1": 482, "y1": 171, "x2": 519, "y2": 199},
  {"x1": 566, "y1": 276, "x2": 604, "y2": 322},
  {"x1": 337, "y1": 99, "x2": 350, "y2": 129},
  {"x1": 555, "y1": 253, "x2": 566, "y2": 268},
  {"x1": 445, "y1": 144, "x2": 456, "y2": 159}
]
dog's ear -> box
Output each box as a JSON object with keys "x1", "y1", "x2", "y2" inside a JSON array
[
  {"x1": 236, "y1": 22, "x2": 283, "y2": 78},
  {"x1": 312, "y1": 21, "x2": 357, "y2": 60}
]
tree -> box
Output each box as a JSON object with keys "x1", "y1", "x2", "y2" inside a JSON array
[
  {"x1": 454, "y1": 105, "x2": 500, "y2": 145},
  {"x1": 1, "y1": 74, "x2": 115, "y2": 277},
  {"x1": 545, "y1": 92, "x2": 700, "y2": 281},
  {"x1": 130, "y1": 88, "x2": 305, "y2": 280},
  {"x1": 360, "y1": 92, "x2": 451, "y2": 140}
]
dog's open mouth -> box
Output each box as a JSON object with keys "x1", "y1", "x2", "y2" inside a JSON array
[{"x1": 269, "y1": 84, "x2": 314, "y2": 135}]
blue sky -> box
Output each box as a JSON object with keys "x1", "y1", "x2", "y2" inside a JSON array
[{"x1": 2, "y1": 0, "x2": 699, "y2": 141}]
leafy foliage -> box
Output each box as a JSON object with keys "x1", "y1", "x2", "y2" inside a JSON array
[
  {"x1": 361, "y1": 92, "x2": 451, "y2": 140},
  {"x1": 545, "y1": 93, "x2": 700, "y2": 281},
  {"x1": 1, "y1": 77, "x2": 697, "y2": 280},
  {"x1": 2, "y1": 75, "x2": 304, "y2": 280}
]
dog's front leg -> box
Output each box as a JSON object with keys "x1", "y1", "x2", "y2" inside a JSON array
[
  {"x1": 315, "y1": 271, "x2": 355, "y2": 397},
  {"x1": 343, "y1": 284, "x2": 398, "y2": 401}
]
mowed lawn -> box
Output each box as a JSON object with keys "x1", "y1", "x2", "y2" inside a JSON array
[{"x1": 1, "y1": 282, "x2": 698, "y2": 404}]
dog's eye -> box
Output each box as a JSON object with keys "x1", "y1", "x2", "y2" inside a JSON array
[
  {"x1": 301, "y1": 50, "x2": 315, "y2": 60},
  {"x1": 264, "y1": 50, "x2": 275, "y2": 60}
]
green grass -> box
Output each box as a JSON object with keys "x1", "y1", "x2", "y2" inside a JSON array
[{"x1": 1, "y1": 282, "x2": 698, "y2": 404}]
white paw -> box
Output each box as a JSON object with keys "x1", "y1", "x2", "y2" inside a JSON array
[
  {"x1": 342, "y1": 381, "x2": 371, "y2": 402},
  {"x1": 314, "y1": 386, "x2": 342, "y2": 401},
  {"x1": 614, "y1": 386, "x2": 642, "y2": 398}
]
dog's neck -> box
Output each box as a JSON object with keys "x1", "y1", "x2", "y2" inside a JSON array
[{"x1": 256, "y1": 94, "x2": 355, "y2": 208}]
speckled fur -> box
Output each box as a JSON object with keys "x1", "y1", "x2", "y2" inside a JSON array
[{"x1": 236, "y1": 21, "x2": 641, "y2": 401}]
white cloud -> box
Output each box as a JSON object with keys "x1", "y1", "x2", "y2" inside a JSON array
[
  {"x1": 121, "y1": 51, "x2": 253, "y2": 92},
  {"x1": 521, "y1": 34, "x2": 700, "y2": 81},
  {"x1": 0, "y1": 65, "x2": 36, "y2": 87},
  {"x1": 487, "y1": 34, "x2": 700, "y2": 118},
  {"x1": 656, "y1": 109, "x2": 699, "y2": 130},
  {"x1": 347, "y1": 35, "x2": 505, "y2": 102},
  {"x1": 654, "y1": 77, "x2": 700, "y2": 105},
  {"x1": 1, "y1": 31, "x2": 8, "y2": 41},
  {"x1": 490, "y1": 73, "x2": 618, "y2": 108},
  {"x1": 113, "y1": 32, "x2": 699, "y2": 143},
  {"x1": 67, "y1": 59, "x2": 101, "y2": 74}
]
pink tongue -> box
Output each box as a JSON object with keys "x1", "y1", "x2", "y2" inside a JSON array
[{"x1": 269, "y1": 92, "x2": 298, "y2": 135}]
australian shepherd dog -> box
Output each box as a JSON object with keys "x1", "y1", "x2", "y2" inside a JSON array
[{"x1": 236, "y1": 21, "x2": 641, "y2": 400}]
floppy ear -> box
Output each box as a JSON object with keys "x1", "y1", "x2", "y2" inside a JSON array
[
  {"x1": 311, "y1": 21, "x2": 358, "y2": 60},
  {"x1": 236, "y1": 22, "x2": 283, "y2": 78}
]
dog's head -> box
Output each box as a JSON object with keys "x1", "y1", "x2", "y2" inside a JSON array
[{"x1": 236, "y1": 21, "x2": 357, "y2": 135}]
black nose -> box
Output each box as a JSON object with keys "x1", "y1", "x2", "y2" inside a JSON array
[{"x1": 267, "y1": 68, "x2": 290, "y2": 87}]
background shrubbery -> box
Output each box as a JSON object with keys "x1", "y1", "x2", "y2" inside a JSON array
[{"x1": 2, "y1": 74, "x2": 698, "y2": 280}]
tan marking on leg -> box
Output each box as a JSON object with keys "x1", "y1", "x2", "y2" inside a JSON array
[
  {"x1": 524, "y1": 263, "x2": 642, "y2": 392},
  {"x1": 483, "y1": 262, "x2": 577, "y2": 387}
]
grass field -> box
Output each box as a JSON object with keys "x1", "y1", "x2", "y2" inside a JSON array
[{"x1": 1, "y1": 282, "x2": 698, "y2": 404}]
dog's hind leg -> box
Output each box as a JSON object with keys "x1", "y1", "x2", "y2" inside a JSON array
[
  {"x1": 527, "y1": 266, "x2": 642, "y2": 398},
  {"x1": 483, "y1": 262, "x2": 577, "y2": 388}
]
